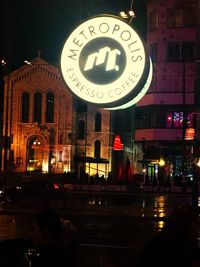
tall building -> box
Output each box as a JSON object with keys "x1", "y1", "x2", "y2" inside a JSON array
[{"x1": 135, "y1": 0, "x2": 198, "y2": 184}]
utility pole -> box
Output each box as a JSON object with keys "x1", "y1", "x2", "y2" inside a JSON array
[
  {"x1": 182, "y1": 59, "x2": 186, "y2": 178},
  {"x1": 192, "y1": 0, "x2": 200, "y2": 208},
  {"x1": 0, "y1": 61, "x2": 5, "y2": 172}
]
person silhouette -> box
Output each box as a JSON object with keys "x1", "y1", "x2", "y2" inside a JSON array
[
  {"x1": 136, "y1": 204, "x2": 200, "y2": 267},
  {"x1": 25, "y1": 209, "x2": 78, "y2": 267}
]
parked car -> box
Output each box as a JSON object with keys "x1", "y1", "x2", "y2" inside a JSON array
[{"x1": 2, "y1": 180, "x2": 65, "y2": 203}]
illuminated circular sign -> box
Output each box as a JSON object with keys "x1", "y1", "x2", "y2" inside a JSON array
[
  {"x1": 107, "y1": 58, "x2": 153, "y2": 110},
  {"x1": 61, "y1": 15, "x2": 151, "y2": 108}
]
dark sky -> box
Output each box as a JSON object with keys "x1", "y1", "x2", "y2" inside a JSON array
[{"x1": 1, "y1": 0, "x2": 147, "y2": 71}]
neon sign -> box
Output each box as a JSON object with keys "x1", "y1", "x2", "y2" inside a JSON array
[{"x1": 61, "y1": 15, "x2": 152, "y2": 109}]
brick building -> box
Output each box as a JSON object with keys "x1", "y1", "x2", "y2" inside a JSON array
[
  {"x1": 1, "y1": 56, "x2": 140, "y2": 180},
  {"x1": 1, "y1": 56, "x2": 114, "y2": 177}
]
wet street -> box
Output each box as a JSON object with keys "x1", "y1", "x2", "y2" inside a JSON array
[{"x1": 0, "y1": 192, "x2": 197, "y2": 266}]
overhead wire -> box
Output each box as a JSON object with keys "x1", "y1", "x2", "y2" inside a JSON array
[{"x1": 129, "y1": 0, "x2": 135, "y2": 24}]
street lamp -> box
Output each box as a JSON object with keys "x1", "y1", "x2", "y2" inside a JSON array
[
  {"x1": 120, "y1": 10, "x2": 136, "y2": 19},
  {"x1": 24, "y1": 60, "x2": 32, "y2": 65},
  {"x1": 159, "y1": 158, "x2": 165, "y2": 167},
  {"x1": 119, "y1": 0, "x2": 136, "y2": 24},
  {"x1": 1, "y1": 59, "x2": 6, "y2": 67}
]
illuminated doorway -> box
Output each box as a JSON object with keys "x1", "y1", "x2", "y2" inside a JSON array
[{"x1": 27, "y1": 136, "x2": 44, "y2": 172}]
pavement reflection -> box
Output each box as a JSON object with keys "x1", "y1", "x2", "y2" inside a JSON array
[{"x1": 0, "y1": 192, "x2": 197, "y2": 267}]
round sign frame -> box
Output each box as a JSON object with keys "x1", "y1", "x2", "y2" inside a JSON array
[{"x1": 60, "y1": 14, "x2": 151, "y2": 109}]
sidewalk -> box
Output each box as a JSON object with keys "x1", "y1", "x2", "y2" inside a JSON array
[
  {"x1": 64, "y1": 183, "x2": 200, "y2": 195},
  {"x1": 142, "y1": 184, "x2": 200, "y2": 194}
]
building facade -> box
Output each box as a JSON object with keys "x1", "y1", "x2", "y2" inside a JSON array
[
  {"x1": 1, "y1": 56, "x2": 140, "y2": 181},
  {"x1": 135, "y1": 0, "x2": 198, "y2": 184}
]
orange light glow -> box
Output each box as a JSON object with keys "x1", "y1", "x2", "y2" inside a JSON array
[{"x1": 185, "y1": 128, "x2": 195, "y2": 140}]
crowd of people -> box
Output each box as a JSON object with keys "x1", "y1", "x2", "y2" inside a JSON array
[{"x1": 62, "y1": 170, "x2": 141, "y2": 186}]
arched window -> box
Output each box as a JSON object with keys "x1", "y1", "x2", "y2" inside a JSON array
[
  {"x1": 78, "y1": 120, "x2": 85, "y2": 139},
  {"x1": 95, "y1": 112, "x2": 101, "y2": 132},
  {"x1": 33, "y1": 92, "x2": 42, "y2": 123},
  {"x1": 94, "y1": 140, "x2": 101, "y2": 158},
  {"x1": 46, "y1": 92, "x2": 54, "y2": 123},
  {"x1": 22, "y1": 92, "x2": 30, "y2": 122}
]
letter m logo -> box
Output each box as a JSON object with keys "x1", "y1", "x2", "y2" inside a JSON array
[{"x1": 84, "y1": 47, "x2": 121, "y2": 72}]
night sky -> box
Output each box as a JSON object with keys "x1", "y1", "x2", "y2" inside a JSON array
[{"x1": 1, "y1": 0, "x2": 147, "y2": 72}]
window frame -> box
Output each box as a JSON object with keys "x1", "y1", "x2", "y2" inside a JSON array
[
  {"x1": 46, "y1": 92, "x2": 54, "y2": 123},
  {"x1": 167, "y1": 7, "x2": 196, "y2": 28},
  {"x1": 33, "y1": 92, "x2": 42, "y2": 123},
  {"x1": 21, "y1": 92, "x2": 30, "y2": 123}
]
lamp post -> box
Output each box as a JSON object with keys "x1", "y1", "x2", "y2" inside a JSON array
[
  {"x1": 2, "y1": 68, "x2": 15, "y2": 173},
  {"x1": 182, "y1": 59, "x2": 186, "y2": 179},
  {"x1": 1, "y1": 59, "x2": 11, "y2": 173},
  {"x1": 192, "y1": 0, "x2": 200, "y2": 208},
  {"x1": 0, "y1": 60, "x2": 7, "y2": 171},
  {"x1": 3, "y1": 77, "x2": 9, "y2": 172}
]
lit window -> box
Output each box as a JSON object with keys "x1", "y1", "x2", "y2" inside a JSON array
[
  {"x1": 167, "y1": 8, "x2": 196, "y2": 28},
  {"x1": 58, "y1": 151, "x2": 62, "y2": 162},
  {"x1": 173, "y1": 112, "x2": 183, "y2": 127},
  {"x1": 187, "y1": 113, "x2": 193, "y2": 127},
  {"x1": 167, "y1": 113, "x2": 172, "y2": 127},
  {"x1": 149, "y1": 11, "x2": 158, "y2": 30},
  {"x1": 166, "y1": 112, "x2": 193, "y2": 128}
]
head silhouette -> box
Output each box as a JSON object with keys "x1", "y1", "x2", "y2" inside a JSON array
[
  {"x1": 33, "y1": 209, "x2": 62, "y2": 247},
  {"x1": 163, "y1": 205, "x2": 199, "y2": 241}
]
